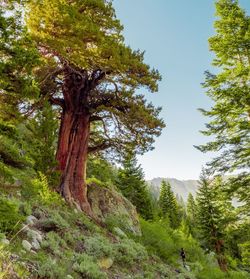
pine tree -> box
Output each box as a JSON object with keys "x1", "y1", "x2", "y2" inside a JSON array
[
  {"x1": 196, "y1": 0, "x2": 250, "y2": 211},
  {"x1": 187, "y1": 193, "x2": 197, "y2": 222},
  {"x1": 20, "y1": 0, "x2": 165, "y2": 213},
  {"x1": 0, "y1": 2, "x2": 40, "y2": 122},
  {"x1": 116, "y1": 152, "x2": 154, "y2": 220},
  {"x1": 196, "y1": 171, "x2": 232, "y2": 272},
  {"x1": 159, "y1": 180, "x2": 180, "y2": 228},
  {"x1": 25, "y1": 102, "x2": 60, "y2": 186}
]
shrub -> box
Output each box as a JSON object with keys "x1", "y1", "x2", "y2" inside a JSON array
[
  {"x1": 0, "y1": 197, "x2": 24, "y2": 233},
  {"x1": 84, "y1": 234, "x2": 114, "y2": 259},
  {"x1": 114, "y1": 238, "x2": 148, "y2": 265},
  {"x1": 36, "y1": 253, "x2": 71, "y2": 279},
  {"x1": 73, "y1": 254, "x2": 108, "y2": 279},
  {"x1": 41, "y1": 231, "x2": 68, "y2": 257}
]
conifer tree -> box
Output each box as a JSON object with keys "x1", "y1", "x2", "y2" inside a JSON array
[
  {"x1": 25, "y1": 102, "x2": 59, "y2": 186},
  {"x1": 196, "y1": 0, "x2": 250, "y2": 210},
  {"x1": 0, "y1": 2, "x2": 40, "y2": 121},
  {"x1": 196, "y1": 171, "x2": 231, "y2": 272},
  {"x1": 116, "y1": 152, "x2": 154, "y2": 220},
  {"x1": 187, "y1": 193, "x2": 197, "y2": 222},
  {"x1": 21, "y1": 0, "x2": 165, "y2": 213},
  {"x1": 159, "y1": 180, "x2": 180, "y2": 228}
]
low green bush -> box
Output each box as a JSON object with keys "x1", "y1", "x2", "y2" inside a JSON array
[
  {"x1": 114, "y1": 238, "x2": 148, "y2": 266},
  {"x1": 84, "y1": 234, "x2": 114, "y2": 259},
  {"x1": 73, "y1": 254, "x2": 108, "y2": 279},
  {"x1": 0, "y1": 197, "x2": 24, "y2": 233}
]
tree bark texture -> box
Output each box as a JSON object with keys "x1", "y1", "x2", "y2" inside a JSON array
[{"x1": 56, "y1": 69, "x2": 93, "y2": 214}]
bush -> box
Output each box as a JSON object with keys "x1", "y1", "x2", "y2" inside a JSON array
[
  {"x1": 22, "y1": 172, "x2": 61, "y2": 206},
  {"x1": 84, "y1": 234, "x2": 114, "y2": 259},
  {"x1": 114, "y1": 238, "x2": 148, "y2": 265},
  {"x1": 0, "y1": 197, "x2": 24, "y2": 233},
  {"x1": 41, "y1": 231, "x2": 68, "y2": 257},
  {"x1": 36, "y1": 253, "x2": 71, "y2": 279},
  {"x1": 73, "y1": 254, "x2": 108, "y2": 279}
]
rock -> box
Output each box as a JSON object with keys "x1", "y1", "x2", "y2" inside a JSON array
[
  {"x1": 31, "y1": 239, "x2": 41, "y2": 250},
  {"x1": 98, "y1": 258, "x2": 114, "y2": 269},
  {"x1": 26, "y1": 215, "x2": 38, "y2": 225},
  {"x1": 113, "y1": 227, "x2": 127, "y2": 238},
  {"x1": 1, "y1": 238, "x2": 10, "y2": 245},
  {"x1": 22, "y1": 240, "x2": 32, "y2": 251},
  {"x1": 27, "y1": 229, "x2": 43, "y2": 243},
  {"x1": 88, "y1": 183, "x2": 141, "y2": 236}
]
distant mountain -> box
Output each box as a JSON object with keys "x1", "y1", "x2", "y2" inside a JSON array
[{"x1": 147, "y1": 177, "x2": 199, "y2": 202}]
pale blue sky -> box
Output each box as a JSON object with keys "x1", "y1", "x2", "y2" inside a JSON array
[{"x1": 113, "y1": 0, "x2": 250, "y2": 180}]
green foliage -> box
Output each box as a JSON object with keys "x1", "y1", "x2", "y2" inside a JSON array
[
  {"x1": 158, "y1": 180, "x2": 180, "y2": 228},
  {"x1": 196, "y1": 0, "x2": 250, "y2": 211},
  {"x1": 73, "y1": 254, "x2": 108, "y2": 279},
  {"x1": 87, "y1": 157, "x2": 117, "y2": 187},
  {"x1": 36, "y1": 252, "x2": 72, "y2": 279},
  {"x1": 41, "y1": 231, "x2": 68, "y2": 256},
  {"x1": 84, "y1": 234, "x2": 114, "y2": 258},
  {"x1": 25, "y1": 102, "x2": 60, "y2": 187},
  {"x1": 196, "y1": 173, "x2": 234, "y2": 253},
  {"x1": 114, "y1": 238, "x2": 148, "y2": 265},
  {"x1": 0, "y1": 3, "x2": 40, "y2": 121},
  {"x1": 239, "y1": 241, "x2": 250, "y2": 268},
  {"x1": 0, "y1": 196, "x2": 24, "y2": 233},
  {"x1": 22, "y1": 172, "x2": 61, "y2": 205},
  {"x1": 116, "y1": 152, "x2": 154, "y2": 220}
]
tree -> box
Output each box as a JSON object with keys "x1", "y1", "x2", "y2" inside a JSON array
[
  {"x1": 116, "y1": 152, "x2": 154, "y2": 220},
  {"x1": 196, "y1": 171, "x2": 234, "y2": 272},
  {"x1": 158, "y1": 180, "x2": 180, "y2": 228},
  {"x1": 187, "y1": 193, "x2": 197, "y2": 221},
  {"x1": 25, "y1": 101, "x2": 60, "y2": 186},
  {"x1": 23, "y1": 0, "x2": 165, "y2": 213},
  {"x1": 186, "y1": 193, "x2": 198, "y2": 236},
  {"x1": 0, "y1": 1, "x2": 40, "y2": 122},
  {"x1": 196, "y1": 0, "x2": 250, "y2": 208}
]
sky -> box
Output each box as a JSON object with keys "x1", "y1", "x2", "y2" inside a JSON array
[{"x1": 112, "y1": 0, "x2": 250, "y2": 180}]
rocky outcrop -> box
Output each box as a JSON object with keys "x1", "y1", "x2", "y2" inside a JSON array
[{"x1": 87, "y1": 184, "x2": 141, "y2": 235}]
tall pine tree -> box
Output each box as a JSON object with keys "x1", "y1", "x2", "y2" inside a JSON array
[
  {"x1": 158, "y1": 180, "x2": 180, "y2": 228},
  {"x1": 196, "y1": 0, "x2": 250, "y2": 211},
  {"x1": 196, "y1": 171, "x2": 233, "y2": 272},
  {"x1": 116, "y1": 152, "x2": 154, "y2": 220}
]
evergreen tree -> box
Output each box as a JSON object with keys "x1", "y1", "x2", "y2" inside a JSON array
[
  {"x1": 187, "y1": 193, "x2": 197, "y2": 222},
  {"x1": 0, "y1": 2, "x2": 40, "y2": 122},
  {"x1": 185, "y1": 193, "x2": 198, "y2": 236},
  {"x1": 196, "y1": 0, "x2": 250, "y2": 210},
  {"x1": 25, "y1": 102, "x2": 60, "y2": 186},
  {"x1": 196, "y1": 171, "x2": 231, "y2": 272},
  {"x1": 21, "y1": 0, "x2": 165, "y2": 213},
  {"x1": 116, "y1": 152, "x2": 154, "y2": 220},
  {"x1": 159, "y1": 180, "x2": 180, "y2": 228}
]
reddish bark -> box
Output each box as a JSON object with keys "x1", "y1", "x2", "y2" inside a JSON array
[
  {"x1": 215, "y1": 239, "x2": 227, "y2": 272},
  {"x1": 55, "y1": 68, "x2": 93, "y2": 215}
]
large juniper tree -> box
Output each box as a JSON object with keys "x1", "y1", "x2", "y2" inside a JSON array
[
  {"x1": 196, "y1": 0, "x2": 250, "y2": 209},
  {"x1": 23, "y1": 0, "x2": 165, "y2": 213}
]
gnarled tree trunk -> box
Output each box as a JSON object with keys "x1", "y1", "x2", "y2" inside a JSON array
[{"x1": 55, "y1": 69, "x2": 93, "y2": 215}]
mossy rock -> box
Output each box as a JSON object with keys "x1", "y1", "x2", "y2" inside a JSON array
[{"x1": 88, "y1": 183, "x2": 141, "y2": 236}]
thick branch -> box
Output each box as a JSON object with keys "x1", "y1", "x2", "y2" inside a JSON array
[
  {"x1": 88, "y1": 141, "x2": 113, "y2": 154},
  {"x1": 49, "y1": 97, "x2": 65, "y2": 108}
]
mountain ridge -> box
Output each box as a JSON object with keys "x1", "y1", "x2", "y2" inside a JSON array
[{"x1": 147, "y1": 177, "x2": 200, "y2": 202}]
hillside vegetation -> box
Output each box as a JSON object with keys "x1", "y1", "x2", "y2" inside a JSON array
[{"x1": 0, "y1": 0, "x2": 249, "y2": 278}]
